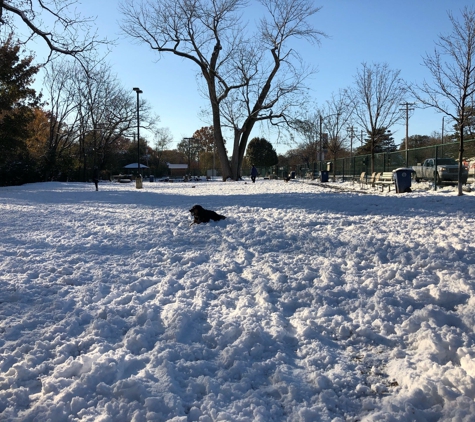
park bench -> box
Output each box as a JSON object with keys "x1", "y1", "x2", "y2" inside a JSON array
[
  {"x1": 374, "y1": 172, "x2": 394, "y2": 191},
  {"x1": 359, "y1": 172, "x2": 378, "y2": 189},
  {"x1": 112, "y1": 174, "x2": 133, "y2": 183}
]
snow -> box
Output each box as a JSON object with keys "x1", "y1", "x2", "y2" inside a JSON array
[{"x1": 1, "y1": 178, "x2": 475, "y2": 421}]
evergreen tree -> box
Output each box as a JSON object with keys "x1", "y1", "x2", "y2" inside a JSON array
[
  {"x1": 245, "y1": 137, "x2": 278, "y2": 168},
  {"x1": 356, "y1": 128, "x2": 394, "y2": 155}
]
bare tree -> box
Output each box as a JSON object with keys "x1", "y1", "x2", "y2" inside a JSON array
[
  {"x1": 291, "y1": 92, "x2": 353, "y2": 174},
  {"x1": 320, "y1": 92, "x2": 354, "y2": 162},
  {"x1": 347, "y1": 62, "x2": 406, "y2": 173},
  {"x1": 42, "y1": 58, "x2": 158, "y2": 179},
  {"x1": 0, "y1": 0, "x2": 106, "y2": 60},
  {"x1": 42, "y1": 59, "x2": 81, "y2": 179},
  {"x1": 153, "y1": 127, "x2": 173, "y2": 168},
  {"x1": 75, "y1": 61, "x2": 159, "y2": 172},
  {"x1": 411, "y1": 7, "x2": 475, "y2": 196},
  {"x1": 120, "y1": 0, "x2": 324, "y2": 180},
  {"x1": 154, "y1": 127, "x2": 173, "y2": 152},
  {"x1": 291, "y1": 112, "x2": 319, "y2": 166}
]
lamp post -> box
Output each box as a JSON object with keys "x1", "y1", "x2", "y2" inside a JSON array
[{"x1": 133, "y1": 87, "x2": 143, "y2": 188}]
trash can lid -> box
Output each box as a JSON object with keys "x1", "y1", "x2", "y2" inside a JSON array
[{"x1": 393, "y1": 167, "x2": 415, "y2": 172}]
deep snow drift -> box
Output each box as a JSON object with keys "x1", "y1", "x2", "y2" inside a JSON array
[{"x1": 1, "y1": 178, "x2": 475, "y2": 421}]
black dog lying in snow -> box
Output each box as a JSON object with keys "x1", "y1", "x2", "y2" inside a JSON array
[{"x1": 189, "y1": 205, "x2": 226, "y2": 225}]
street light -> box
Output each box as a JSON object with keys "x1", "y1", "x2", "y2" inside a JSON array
[{"x1": 133, "y1": 87, "x2": 143, "y2": 188}]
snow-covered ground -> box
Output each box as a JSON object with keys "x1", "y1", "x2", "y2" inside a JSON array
[{"x1": 1, "y1": 178, "x2": 475, "y2": 422}]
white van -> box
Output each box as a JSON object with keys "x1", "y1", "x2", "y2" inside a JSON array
[{"x1": 464, "y1": 157, "x2": 475, "y2": 181}]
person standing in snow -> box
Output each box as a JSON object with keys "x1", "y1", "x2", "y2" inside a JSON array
[
  {"x1": 251, "y1": 165, "x2": 258, "y2": 183},
  {"x1": 93, "y1": 167, "x2": 99, "y2": 191}
]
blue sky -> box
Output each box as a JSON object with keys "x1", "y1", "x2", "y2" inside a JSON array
[{"x1": 30, "y1": 0, "x2": 472, "y2": 153}]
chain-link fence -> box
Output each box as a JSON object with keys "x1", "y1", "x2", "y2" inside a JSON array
[
  {"x1": 241, "y1": 139, "x2": 475, "y2": 181},
  {"x1": 293, "y1": 138, "x2": 475, "y2": 181}
]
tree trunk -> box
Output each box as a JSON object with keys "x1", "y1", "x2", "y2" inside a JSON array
[
  {"x1": 234, "y1": 130, "x2": 250, "y2": 180},
  {"x1": 214, "y1": 123, "x2": 231, "y2": 181},
  {"x1": 207, "y1": 77, "x2": 232, "y2": 180},
  {"x1": 228, "y1": 129, "x2": 241, "y2": 180},
  {"x1": 228, "y1": 120, "x2": 256, "y2": 180}
]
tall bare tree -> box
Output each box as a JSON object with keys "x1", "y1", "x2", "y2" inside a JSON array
[
  {"x1": 154, "y1": 127, "x2": 173, "y2": 153},
  {"x1": 42, "y1": 60, "x2": 81, "y2": 179},
  {"x1": 291, "y1": 92, "x2": 353, "y2": 172},
  {"x1": 291, "y1": 114, "x2": 319, "y2": 165},
  {"x1": 120, "y1": 0, "x2": 324, "y2": 180},
  {"x1": 347, "y1": 62, "x2": 406, "y2": 173},
  {"x1": 74, "y1": 61, "x2": 159, "y2": 172},
  {"x1": 0, "y1": 0, "x2": 105, "y2": 60},
  {"x1": 411, "y1": 7, "x2": 475, "y2": 196},
  {"x1": 150, "y1": 127, "x2": 173, "y2": 171},
  {"x1": 319, "y1": 92, "x2": 354, "y2": 163},
  {"x1": 41, "y1": 58, "x2": 158, "y2": 179}
]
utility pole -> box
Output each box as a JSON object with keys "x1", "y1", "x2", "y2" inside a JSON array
[
  {"x1": 347, "y1": 126, "x2": 355, "y2": 158},
  {"x1": 348, "y1": 126, "x2": 356, "y2": 178},
  {"x1": 400, "y1": 102, "x2": 415, "y2": 167}
]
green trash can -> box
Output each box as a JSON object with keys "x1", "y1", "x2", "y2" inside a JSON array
[{"x1": 320, "y1": 171, "x2": 329, "y2": 182}]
